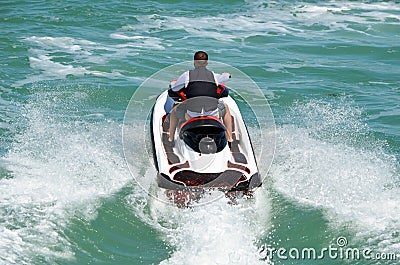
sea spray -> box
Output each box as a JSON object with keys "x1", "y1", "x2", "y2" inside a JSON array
[
  {"x1": 0, "y1": 84, "x2": 131, "y2": 264},
  {"x1": 272, "y1": 98, "x2": 399, "y2": 254}
]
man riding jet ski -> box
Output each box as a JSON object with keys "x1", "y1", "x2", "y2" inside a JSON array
[
  {"x1": 166, "y1": 51, "x2": 233, "y2": 144},
  {"x1": 150, "y1": 51, "x2": 261, "y2": 205}
]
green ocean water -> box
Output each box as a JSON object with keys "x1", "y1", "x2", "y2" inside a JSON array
[{"x1": 1, "y1": 0, "x2": 399, "y2": 264}]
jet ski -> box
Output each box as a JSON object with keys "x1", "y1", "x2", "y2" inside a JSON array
[{"x1": 150, "y1": 90, "x2": 261, "y2": 205}]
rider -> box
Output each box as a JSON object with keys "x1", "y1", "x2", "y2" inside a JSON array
[
  {"x1": 167, "y1": 51, "x2": 233, "y2": 143},
  {"x1": 168, "y1": 51, "x2": 231, "y2": 99}
]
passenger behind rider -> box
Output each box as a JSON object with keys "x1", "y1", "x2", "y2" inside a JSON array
[{"x1": 167, "y1": 51, "x2": 233, "y2": 144}]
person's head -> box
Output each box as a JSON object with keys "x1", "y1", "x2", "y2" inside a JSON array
[{"x1": 194, "y1": 51, "x2": 208, "y2": 67}]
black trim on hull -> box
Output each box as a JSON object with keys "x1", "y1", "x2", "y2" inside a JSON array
[
  {"x1": 157, "y1": 170, "x2": 260, "y2": 191},
  {"x1": 229, "y1": 173, "x2": 262, "y2": 191},
  {"x1": 150, "y1": 106, "x2": 159, "y2": 172}
]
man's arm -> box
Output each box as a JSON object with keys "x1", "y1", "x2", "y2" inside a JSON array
[
  {"x1": 170, "y1": 71, "x2": 189, "y2": 91},
  {"x1": 214, "y1": 72, "x2": 231, "y2": 84}
]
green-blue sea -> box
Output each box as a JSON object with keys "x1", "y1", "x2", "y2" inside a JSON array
[{"x1": 1, "y1": 1, "x2": 399, "y2": 264}]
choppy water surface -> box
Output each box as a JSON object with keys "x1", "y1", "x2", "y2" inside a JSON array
[{"x1": 0, "y1": 1, "x2": 399, "y2": 264}]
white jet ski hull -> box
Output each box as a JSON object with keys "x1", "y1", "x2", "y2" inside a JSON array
[{"x1": 150, "y1": 91, "x2": 261, "y2": 192}]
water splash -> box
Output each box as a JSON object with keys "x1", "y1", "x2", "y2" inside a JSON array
[
  {"x1": 146, "y1": 189, "x2": 272, "y2": 265},
  {"x1": 0, "y1": 84, "x2": 131, "y2": 264},
  {"x1": 273, "y1": 98, "x2": 399, "y2": 253}
]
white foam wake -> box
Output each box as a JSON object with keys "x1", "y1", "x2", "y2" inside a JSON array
[
  {"x1": 272, "y1": 99, "x2": 400, "y2": 253},
  {"x1": 16, "y1": 36, "x2": 140, "y2": 87},
  {"x1": 130, "y1": 187, "x2": 271, "y2": 265},
  {"x1": 0, "y1": 86, "x2": 131, "y2": 264}
]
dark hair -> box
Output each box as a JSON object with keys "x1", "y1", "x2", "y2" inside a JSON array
[{"x1": 194, "y1": 51, "x2": 208, "y2": 61}]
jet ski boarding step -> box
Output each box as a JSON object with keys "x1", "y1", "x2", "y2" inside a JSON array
[
  {"x1": 230, "y1": 116, "x2": 247, "y2": 164},
  {"x1": 162, "y1": 114, "x2": 180, "y2": 164}
]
